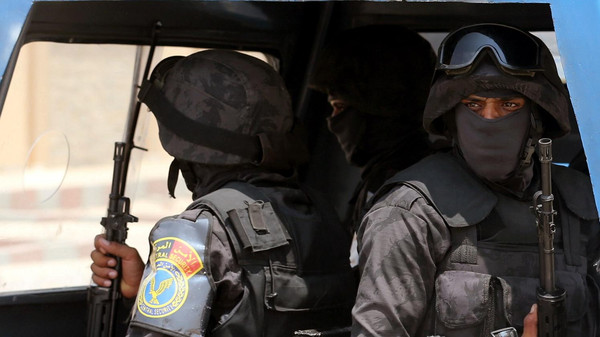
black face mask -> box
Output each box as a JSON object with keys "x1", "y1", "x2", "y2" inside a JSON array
[
  {"x1": 455, "y1": 103, "x2": 532, "y2": 185},
  {"x1": 326, "y1": 107, "x2": 368, "y2": 165}
]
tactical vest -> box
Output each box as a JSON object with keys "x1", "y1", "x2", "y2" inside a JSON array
[
  {"x1": 130, "y1": 181, "x2": 355, "y2": 337},
  {"x1": 380, "y1": 153, "x2": 599, "y2": 337}
]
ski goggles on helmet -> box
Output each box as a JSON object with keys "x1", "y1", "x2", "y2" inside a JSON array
[{"x1": 438, "y1": 23, "x2": 544, "y2": 75}]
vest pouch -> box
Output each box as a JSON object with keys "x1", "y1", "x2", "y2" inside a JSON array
[
  {"x1": 212, "y1": 265, "x2": 354, "y2": 337},
  {"x1": 436, "y1": 270, "x2": 508, "y2": 337},
  {"x1": 586, "y1": 273, "x2": 600, "y2": 335},
  {"x1": 227, "y1": 201, "x2": 290, "y2": 253},
  {"x1": 265, "y1": 264, "x2": 355, "y2": 312},
  {"x1": 502, "y1": 270, "x2": 588, "y2": 331},
  {"x1": 211, "y1": 279, "x2": 259, "y2": 337},
  {"x1": 260, "y1": 265, "x2": 354, "y2": 335}
]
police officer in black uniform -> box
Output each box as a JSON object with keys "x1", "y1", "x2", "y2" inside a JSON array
[
  {"x1": 352, "y1": 23, "x2": 600, "y2": 337},
  {"x1": 309, "y1": 25, "x2": 439, "y2": 231},
  {"x1": 91, "y1": 50, "x2": 355, "y2": 337}
]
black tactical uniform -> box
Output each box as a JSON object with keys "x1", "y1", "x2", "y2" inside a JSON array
[
  {"x1": 310, "y1": 25, "x2": 438, "y2": 231},
  {"x1": 127, "y1": 50, "x2": 355, "y2": 337},
  {"x1": 353, "y1": 24, "x2": 600, "y2": 337}
]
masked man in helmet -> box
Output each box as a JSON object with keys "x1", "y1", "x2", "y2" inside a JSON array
[
  {"x1": 90, "y1": 50, "x2": 355, "y2": 337},
  {"x1": 352, "y1": 24, "x2": 600, "y2": 337},
  {"x1": 309, "y1": 25, "x2": 440, "y2": 232}
]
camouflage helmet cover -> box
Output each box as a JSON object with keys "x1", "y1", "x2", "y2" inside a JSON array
[
  {"x1": 153, "y1": 50, "x2": 293, "y2": 165},
  {"x1": 424, "y1": 23, "x2": 572, "y2": 139}
]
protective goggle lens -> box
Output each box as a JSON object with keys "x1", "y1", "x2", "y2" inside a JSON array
[{"x1": 438, "y1": 24, "x2": 542, "y2": 73}]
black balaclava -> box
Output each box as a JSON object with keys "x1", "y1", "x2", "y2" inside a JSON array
[
  {"x1": 326, "y1": 108, "x2": 367, "y2": 165},
  {"x1": 326, "y1": 107, "x2": 424, "y2": 168},
  {"x1": 452, "y1": 60, "x2": 538, "y2": 196},
  {"x1": 312, "y1": 25, "x2": 436, "y2": 168},
  {"x1": 327, "y1": 104, "x2": 431, "y2": 231},
  {"x1": 454, "y1": 93, "x2": 533, "y2": 193}
]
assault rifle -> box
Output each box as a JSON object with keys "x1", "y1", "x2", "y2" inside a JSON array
[
  {"x1": 532, "y1": 138, "x2": 566, "y2": 337},
  {"x1": 86, "y1": 21, "x2": 161, "y2": 337}
]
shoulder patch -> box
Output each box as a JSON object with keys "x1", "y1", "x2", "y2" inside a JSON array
[{"x1": 137, "y1": 237, "x2": 204, "y2": 318}]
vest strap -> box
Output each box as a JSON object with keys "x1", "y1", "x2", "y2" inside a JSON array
[
  {"x1": 557, "y1": 195, "x2": 582, "y2": 266},
  {"x1": 192, "y1": 182, "x2": 291, "y2": 263},
  {"x1": 379, "y1": 153, "x2": 497, "y2": 227},
  {"x1": 179, "y1": 208, "x2": 202, "y2": 221},
  {"x1": 449, "y1": 226, "x2": 478, "y2": 264}
]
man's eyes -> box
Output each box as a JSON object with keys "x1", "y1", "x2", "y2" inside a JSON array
[
  {"x1": 464, "y1": 101, "x2": 482, "y2": 109},
  {"x1": 502, "y1": 101, "x2": 522, "y2": 109},
  {"x1": 329, "y1": 101, "x2": 348, "y2": 117},
  {"x1": 331, "y1": 102, "x2": 347, "y2": 110}
]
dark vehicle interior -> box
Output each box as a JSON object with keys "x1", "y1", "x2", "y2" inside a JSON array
[{"x1": 0, "y1": 1, "x2": 584, "y2": 336}]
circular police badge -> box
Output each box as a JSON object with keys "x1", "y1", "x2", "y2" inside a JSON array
[{"x1": 137, "y1": 237, "x2": 204, "y2": 318}]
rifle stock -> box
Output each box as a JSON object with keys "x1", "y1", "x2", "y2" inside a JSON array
[
  {"x1": 533, "y1": 138, "x2": 566, "y2": 337},
  {"x1": 87, "y1": 22, "x2": 161, "y2": 337}
]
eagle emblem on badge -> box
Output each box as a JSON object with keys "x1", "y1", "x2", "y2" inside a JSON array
[
  {"x1": 149, "y1": 277, "x2": 174, "y2": 305},
  {"x1": 136, "y1": 237, "x2": 204, "y2": 318}
]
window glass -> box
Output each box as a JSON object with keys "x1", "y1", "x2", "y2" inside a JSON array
[{"x1": 0, "y1": 43, "x2": 274, "y2": 293}]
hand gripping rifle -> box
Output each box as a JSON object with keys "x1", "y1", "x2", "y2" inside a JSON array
[
  {"x1": 87, "y1": 21, "x2": 161, "y2": 337},
  {"x1": 532, "y1": 138, "x2": 566, "y2": 337}
]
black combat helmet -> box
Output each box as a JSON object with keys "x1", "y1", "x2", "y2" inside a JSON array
[
  {"x1": 424, "y1": 23, "x2": 572, "y2": 139},
  {"x1": 138, "y1": 50, "x2": 307, "y2": 169}
]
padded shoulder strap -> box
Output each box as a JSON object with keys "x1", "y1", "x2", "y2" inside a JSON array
[
  {"x1": 553, "y1": 164, "x2": 599, "y2": 221},
  {"x1": 380, "y1": 153, "x2": 497, "y2": 228},
  {"x1": 190, "y1": 182, "x2": 291, "y2": 263},
  {"x1": 552, "y1": 165, "x2": 598, "y2": 267}
]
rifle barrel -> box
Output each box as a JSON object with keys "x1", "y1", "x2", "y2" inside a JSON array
[
  {"x1": 537, "y1": 138, "x2": 556, "y2": 293},
  {"x1": 535, "y1": 137, "x2": 566, "y2": 337}
]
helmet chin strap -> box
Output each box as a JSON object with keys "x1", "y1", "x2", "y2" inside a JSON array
[
  {"x1": 139, "y1": 78, "x2": 309, "y2": 172},
  {"x1": 167, "y1": 159, "x2": 199, "y2": 199}
]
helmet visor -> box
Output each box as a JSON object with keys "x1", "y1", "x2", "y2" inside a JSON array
[{"x1": 438, "y1": 24, "x2": 543, "y2": 74}]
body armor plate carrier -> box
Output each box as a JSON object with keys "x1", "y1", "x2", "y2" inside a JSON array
[
  {"x1": 377, "y1": 153, "x2": 599, "y2": 337},
  {"x1": 131, "y1": 182, "x2": 355, "y2": 337}
]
